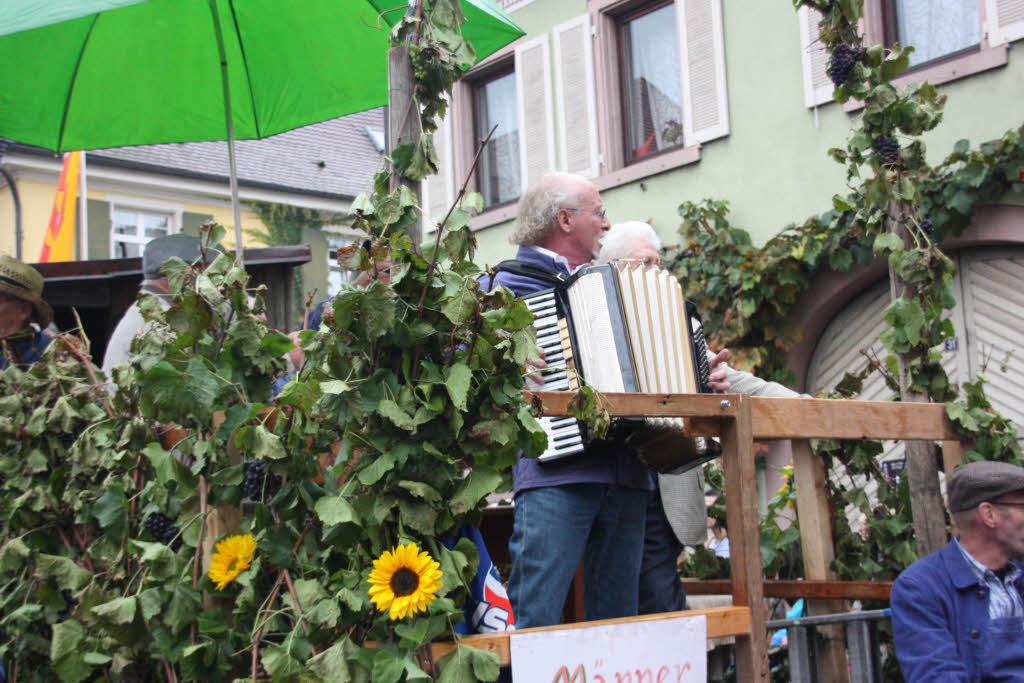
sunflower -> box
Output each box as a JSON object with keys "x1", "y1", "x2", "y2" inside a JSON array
[
  {"x1": 367, "y1": 542, "x2": 443, "y2": 620},
  {"x1": 208, "y1": 533, "x2": 257, "y2": 590}
]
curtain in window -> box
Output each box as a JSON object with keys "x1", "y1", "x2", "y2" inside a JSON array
[
  {"x1": 894, "y1": 0, "x2": 979, "y2": 67},
  {"x1": 476, "y1": 72, "x2": 521, "y2": 207},
  {"x1": 624, "y1": 5, "x2": 683, "y2": 160}
]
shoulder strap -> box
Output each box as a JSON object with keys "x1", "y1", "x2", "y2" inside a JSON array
[{"x1": 492, "y1": 259, "x2": 567, "y2": 285}]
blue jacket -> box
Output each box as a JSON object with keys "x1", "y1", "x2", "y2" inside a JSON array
[
  {"x1": 891, "y1": 539, "x2": 1024, "y2": 682},
  {"x1": 489, "y1": 246, "x2": 652, "y2": 494},
  {"x1": 0, "y1": 330, "x2": 51, "y2": 370}
]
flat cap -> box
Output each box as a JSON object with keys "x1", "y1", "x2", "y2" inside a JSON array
[
  {"x1": 143, "y1": 234, "x2": 221, "y2": 279},
  {"x1": 947, "y1": 460, "x2": 1024, "y2": 513}
]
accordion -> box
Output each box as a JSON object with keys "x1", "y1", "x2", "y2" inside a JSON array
[{"x1": 522, "y1": 262, "x2": 718, "y2": 474}]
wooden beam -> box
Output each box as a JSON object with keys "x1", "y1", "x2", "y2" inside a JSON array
[
  {"x1": 681, "y1": 579, "x2": 893, "y2": 601},
  {"x1": 525, "y1": 393, "x2": 959, "y2": 440},
  {"x1": 721, "y1": 395, "x2": 769, "y2": 682},
  {"x1": 792, "y1": 438, "x2": 849, "y2": 683},
  {"x1": 424, "y1": 606, "x2": 751, "y2": 669},
  {"x1": 942, "y1": 439, "x2": 965, "y2": 476},
  {"x1": 748, "y1": 397, "x2": 959, "y2": 440}
]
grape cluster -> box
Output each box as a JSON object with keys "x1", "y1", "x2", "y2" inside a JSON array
[
  {"x1": 873, "y1": 135, "x2": 900, "y2": 166},
  {"x1": 827, "y1": 45, "x2": 864, "y2": 87},
  {"x1": 144, "y1": 513, "x2": 182, "y2": 551},
  {"x1": 243, "y1": 460, "x2": 281, "y2": 503},
  {"x1": 919, "y1": 218, "x2": 934, "y2": 236}
]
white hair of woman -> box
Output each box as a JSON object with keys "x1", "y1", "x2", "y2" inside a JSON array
[
  {"x1": 597, "y1": 221, "x2": 662, "y2": 263},
  {"x1": 509, "y1": 172, "x2": 587, "y2": 246}
]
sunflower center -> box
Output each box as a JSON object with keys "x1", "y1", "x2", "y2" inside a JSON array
[{"x1": 389, "y1": 568, "x2": 420, "y2": 597}]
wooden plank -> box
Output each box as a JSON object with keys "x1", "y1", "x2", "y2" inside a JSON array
[
  {"x1": 721, "y1": 395, "x2": 769, "y2": 682},
  {"x1": 682, "y1": 579, "x2": 893, "y2": 601},
  {"x1": 425, "y1": 606, "x2": 751, "y2": 668},
  {"x1": 748, "y1": 397, "x2": 959, "y2": 440},
  {"x1": 792, "y1": 440, "x2": 850, "y2": 683},
  {"x1": 526, "y1": 390, "x2": 735, "y2": 420},
  {"x1": 790, "y1": 437, "x2": 849, "y2": 680},
  {"x1": 942, "y1": 439, "x2": 965, "y2": 476},
  {"x1": 526, "y1": 393, "x2": 959, "y2": 440}
]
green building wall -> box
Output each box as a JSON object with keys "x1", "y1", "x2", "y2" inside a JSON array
[{"x1": 471, "y1": 1, "x2": 1024, "y2": 265}]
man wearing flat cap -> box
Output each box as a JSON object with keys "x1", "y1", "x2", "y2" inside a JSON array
[
  {"x1": 891, "y1": 460, "x2": 1024, "y2": 681},
  {"x1": 102, "y1": 233, "x2": 218, "y2": 375},
  {"x1": 0, "y1": 254, "x2": 54, "y2": 370}
]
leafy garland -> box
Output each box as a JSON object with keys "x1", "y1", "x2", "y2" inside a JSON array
[{"x1": 0, "y1": 2, "x2": 544, "y2": 681}]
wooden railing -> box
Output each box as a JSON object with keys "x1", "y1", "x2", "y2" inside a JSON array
[{"x1": 431, "y1": 393, "x2": 962, "y2": 682}]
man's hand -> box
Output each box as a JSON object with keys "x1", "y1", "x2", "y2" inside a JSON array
[
  {"x1": 286, "y1": 330, "x2": 305, "y2": 369},
  {"x1": 708, "y1": 348, "x2": 731, "y2": 393},
  {"x1": 525, "y1": 347, "x2": 548, "y2": 390}
]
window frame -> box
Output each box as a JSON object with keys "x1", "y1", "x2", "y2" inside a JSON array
[
  {"x1": 590, "y1": 0, "x2": 701, "y2": 191},
  {"x1": 471, "y1": 64, "x2": 522, "y2": 212},
  {"x1": 616, "y1": 0, "x2": 688, "y2": 167},
  {"x1": 847, "y1": 0, "x2": 1008, "y2": 110},
  {"x1": 456, "y1": 43, "x2": 523, "y2": 230},
  {"x1": 106, "y1": 195, "x2": 183, "y2": 260}
]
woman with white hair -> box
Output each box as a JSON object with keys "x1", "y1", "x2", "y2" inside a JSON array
[{"x1": 597, "y1": 221, "x2": 662, "y2": 267}]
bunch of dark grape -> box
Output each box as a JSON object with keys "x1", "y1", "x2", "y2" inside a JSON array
[
  {"x1": 873, "y1": 135, "x2": 900, "y2": 166},
  {"x1": 919, "y1": 218, "x2": 934, "y2": 236},
  {"x1": 243, "y1": 460, "x2": 281, "y2": 503},
  {"x1": 145, "y1": 513, "x2": 182, "y2": 551},
  {"x1": 827, "y1": 45, "x2": 864, "y2": 87}
]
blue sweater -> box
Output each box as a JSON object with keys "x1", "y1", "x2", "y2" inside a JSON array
[
  {"x1": 488, "y1": 246, "x2": 652, "y2": 494},
  {"x1": 891, "y1": 539, "x2": 1024, "y2": 682}
]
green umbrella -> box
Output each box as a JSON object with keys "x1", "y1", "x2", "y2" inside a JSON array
[{"x1": 0, "y1": 0, "x2": 523, "y2": 259}]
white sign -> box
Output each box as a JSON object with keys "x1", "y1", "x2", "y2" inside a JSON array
[{"x1": 510, "y1": 615, "x2": 707, "y2": 683}]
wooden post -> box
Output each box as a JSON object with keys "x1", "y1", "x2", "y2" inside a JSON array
[
  {"x1": 387, "y1": 44, "x2": 423, "y2": 250},
  {"x1": 792, "y1": 439, "x2": 850, "y2": 683},
  {"x1": 721, "y1": 394, "x2": 769, "y2": 682},
  {"x1": 941, "y1": 439, "x2": 965, "y2": 476},
  {"x1": 887, "y1": 204, "x2": 947, "y2": 556}
]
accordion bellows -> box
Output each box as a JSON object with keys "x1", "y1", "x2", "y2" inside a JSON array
[{"x1": 524, "y1": 262, "x2": 717, "y2": 473}]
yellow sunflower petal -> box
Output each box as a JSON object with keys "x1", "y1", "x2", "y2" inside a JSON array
[
  {"x1": 207, "y1": 534, "x2": 256, "y2": 590},
  {"x1": 366, "y1": 542, "x2": 444, "y2": 620}
]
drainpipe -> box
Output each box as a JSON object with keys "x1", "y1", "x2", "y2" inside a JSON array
[{"x1": 0, "y1": 141, "x2": 23, "y2": 259}]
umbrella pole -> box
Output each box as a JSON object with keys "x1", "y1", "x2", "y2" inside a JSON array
[{"x1": 209, "y1": 0, "x2": 245, "y2": 268}]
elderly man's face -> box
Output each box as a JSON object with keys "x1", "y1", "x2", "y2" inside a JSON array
[
  {"x1": 989, "y1": 494, "x2": 1024, "y2": 558},
  {"x1": 561, "y1": 180, "x2": 610, "y2": 263},
  {"x1": 0, "y1": 292, "x2": 33, "y2": 338}
]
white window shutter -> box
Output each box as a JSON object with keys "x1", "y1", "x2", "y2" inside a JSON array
[
  {"x1": 516, "y1": 34, "x2": 556, "y2": 191},
  {"x1": 553, "y1": 15, "x2": 600, "y2": 179},
  {"x1": 422, "y1": 108, "x2": 454, "y2": 233},
  {"x1": 798, "y1": 6, "x2": 833, "y2": 108},
  {"x1": 677, "y1": 0, "x2": 730, "y2": 144},
  {"x1": 985, "y1": 0, "x2": 1024, "y2": 46}
]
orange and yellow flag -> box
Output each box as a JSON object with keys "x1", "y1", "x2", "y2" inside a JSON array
[{"x1": 39, "y1": 151, "x2": 81, "y2": 262}]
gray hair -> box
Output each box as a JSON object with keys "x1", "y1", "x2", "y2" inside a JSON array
[
  {"x1": 597, "y1": 221, "x2": 661, "y2": 263},
  {"x1": 508, "y1": 172, "x2": 585, "y2": 246}
]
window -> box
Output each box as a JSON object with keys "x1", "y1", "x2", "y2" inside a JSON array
[
  {"x1": 801, "y1": 0, "x2": 1020, "y2": 108},
  {"x1": 474, "y1": 69, "x2": 521, "y2": 208},
  {"x1": 619, "y1": 3, "x2": 685, "y2": 163},
  {"x1": 590, "y1": 0, "x2": 728, "y2": 185},
  {"x1": 883, "y1": 0, "x2": 979, "y2": 68},
  {"x1": 111, "y1": 207, "x2": 174, "y2": 258}
]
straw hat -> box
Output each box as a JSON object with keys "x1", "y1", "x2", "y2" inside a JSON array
[{"x1": 0, "y1": 254, "x2": 53, "y2": 328}]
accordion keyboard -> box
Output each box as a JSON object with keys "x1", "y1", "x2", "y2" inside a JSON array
[{"x1": 523, "y1": 291, "x2": 586, "y2": 461}]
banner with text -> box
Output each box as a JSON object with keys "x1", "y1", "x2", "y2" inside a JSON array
[{"x1": 510, "y1": 614, "x2": 707, "y2": 682}]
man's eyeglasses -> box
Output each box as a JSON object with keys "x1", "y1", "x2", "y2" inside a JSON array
[{"x1": 563, "y1": 207, "x2": 606, "y2": 221}]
